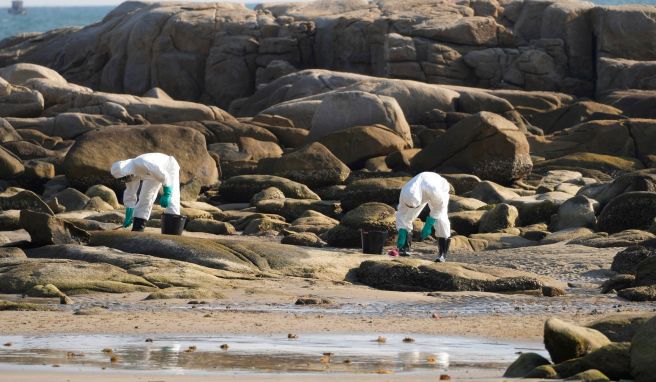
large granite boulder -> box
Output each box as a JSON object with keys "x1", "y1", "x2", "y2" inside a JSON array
[
  {"x1": 611, "y1": 246, "x2": 656, "y2": 275},
  {"x1": 588, "y1": 313, "x2": 655, "y2": 342},
  {"x1": 340, "y1": 177, "x2": 409, "y2": 211},
  {"x1": 411, "y1": 112, "x2": 532, "y2": 184},
  {"x1": 0, "y1": 188, "x2": 52, "y2": 214},
  {"x1": 256, "y1": 142, "x2": 350, "y2": 187},
  {"x1": 63, "y1": 124, "x2": 218, "y2": 193}
]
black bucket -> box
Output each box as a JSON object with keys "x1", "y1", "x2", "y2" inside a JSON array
[
  {"x1": 161, "y1": 213, "x2": 187, "y2": 235},
  {"x1": 361, "y1": 229, "x2": 388, "y2": 254}
]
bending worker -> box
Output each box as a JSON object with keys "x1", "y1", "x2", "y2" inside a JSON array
[
  {"x1": 390, "y1": 172, "x2": 451, "y2": 262},
  {"x1": 110, "y1": 153, "x2": 181, "y2": 232}
]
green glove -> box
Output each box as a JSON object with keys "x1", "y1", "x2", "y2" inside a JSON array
[
  {"x1": 160, "y1": 185, "x2": 173, "y2": 208},
  {"x1": 396, "y1": 229, "x2": 408, "y2": 249},
  {"x1": 123, "y1": 207, "x2": 134, "y2": 228},
  {"x1": 420, "y1": 216, "x2": 436, "y2": 240}
]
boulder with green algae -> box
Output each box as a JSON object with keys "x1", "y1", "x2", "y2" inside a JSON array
[
  {"x1": 250, "y1": 187, "x2": 285, "y2": 205},
  {"x1": 575, "y1": 342, "x2": 632, "y2": 380},
  {"x1": 587, "y1": 313, "x2": 655, "y2": 342},
  {"x1": 0, "y1": 247, "x2": 25, "y2": 259},
  {"x1": 544, "y1": 317, "x2": 611, "y2": 364},
  {"x1": 565, "y1": 369, "x2": 610, "y2": 381},
  {"x1": 26, "y1": 245, "x2": 233, "y2": 290},
  {"x1": 601, "y1": 274, "x2": 635, "y2": 294},
  {"x1": 0, "y1": 300, "x2": 53, "y2": 311},
  {"x1": 185, "y1": 219, "x2": 236, "y2": 235},
  {"x1": 231, "y1": 213, "x2": 286, "y2": 231},
  {"x1": 0, "y1": 258, "x2": 156, "y2": 294},
  {"x1": 255, "y1": 198, "x2": 341, "y2": 220},
  {"x1": 26, "y1": 283, "x2": 65, "y2": 297},
  {"x1": 20, "y1": 209, "x2": 90, "y2": 246},
  {"x1": 611, "y1": 246, "x2": 656, "y2": 275},
  {"x1": 631, "y1": 315, "x2": 656, "y2": 382},
  {"x1": 0, "y1": 188, "x2": 53, "y2": 215},
  {"x1": 219, "y1": 175, "x2": 320, "y2": 203},
  {"x1": 356, "y1": 258, "x2": 565, "y2": 294},
  {"x1": 525, "y1": 364, "x2": 559, "y2": 378},
  {"x1": 503, "y1": 352, "x2": 552, "y2": 377},
  {"x1": 570, "y1": 230, "x2": 654, "y2": 248}
]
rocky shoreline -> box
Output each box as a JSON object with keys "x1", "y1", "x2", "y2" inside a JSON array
[{"x1": 1, "y1": 0, "x2": 656, "y2": 380}]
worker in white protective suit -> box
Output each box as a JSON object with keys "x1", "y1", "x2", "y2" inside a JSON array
[
  {"x1": 110, "y1": 153, "x2": 181, "y2": 232},
  {"x1": 389, "y1": 172, "x2": 451, "y2": 262}
]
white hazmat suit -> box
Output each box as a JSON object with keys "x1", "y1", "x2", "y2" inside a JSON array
[
  {"x1": 396, "y1": 172, "x2": 451, "y2": 238},
  {"x1": 110, "y1": 153, "x2": 181, "y2": 220}
]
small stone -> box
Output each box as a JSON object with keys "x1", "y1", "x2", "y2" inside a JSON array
[
  {"x1": 220, "y1": 344, "x2": 229, "y2": 350},
  {"x1": 440, "y1": 375, "x2": 451, "y2": 380},
  {"x1": 288, "y1": 333, "x2": 298, "y2": 339},
  {"x1": 402, "y1": 337, "x2": 415, "y2": 343},
  {"x1": 185, "y1": 345, "x2": 197, "y2": 353},
  {"x1": 376, "y1": 336, "x2": 387, "y2": 343},
  {"x1": 110, "y1": 355, "x2": 118, "y2": 363},
  {"x1": 145, "y1": 338, "x2": 153, "y2": 343}
]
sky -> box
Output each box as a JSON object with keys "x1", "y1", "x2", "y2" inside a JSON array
[{"x1": 21, "y1": 0, "x2": 309, "y2": 6}]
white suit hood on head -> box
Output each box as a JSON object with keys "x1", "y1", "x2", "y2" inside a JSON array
[{"x1": 111, "y1": 159, "x2": 134, "y2": 179}]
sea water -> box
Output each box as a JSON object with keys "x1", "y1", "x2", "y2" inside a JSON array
[{"x1": 0, "y1": 1, "x2": 654, "y2": 41}]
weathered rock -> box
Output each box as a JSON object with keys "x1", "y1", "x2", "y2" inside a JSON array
[
  {"x1": 464, "y1": 181, "x2": 520, "y2": 204},
  {"x1": 448, "y1": 195, "x2": 487, "y2": 212},
  {"x1": 243, "y1": 217, "x2": 290, "y2": 235},
  {"x1": 508, "y1": 192, "x2": 572, "y2": 226},
  {"x1": 442, "y1": 173, "x2": 482, "y2": 195},
  {"x1": 63, "y1": 124, "x2": 218, "y2": 193},
  {"x1": 504, "y1": 352, "x2": 552, "y2": 378},
  {"x1": 184, "y1": 219, "x2": 236, "y2": 235},
  {"x1": 145, "y1": 287, "x2": 224, "y2": 300},
  {"x1": 85, "y1": 185, "x2": 120, "y2": 209},
  {"x1": 0, "y1": 247, "x2": 26, "y2": 259},
  {"x1": 19, "y1": 209, "x2": 89, "y2": 246},
  {"x1": 533, "y1": 152, "x2": 643, "y2": 176},
  {"x1": 570, "y1": 230, "x2": 655, "y2": 248},
  {"x1": 597, "y1": 192, "x2": 656, "y2": 234},
  {"x1": 256, "y1": 142, "x2": 350, "y2": 187},
  {"x1": 574, "y1": 342, "x2": 632, "y2": 380},
  {"x1": 478, "y1": 203, "x2": 518, "y2": 233},
  {"x1": 411, "y1": 112, "x2": 532, "y2": 184},
  {"x1": 50, "y1": 188, "x2": 89, "y2": 211},
  {"x1": 341, "y1": 177, "x2": 409, "y2": 211},
  {"x1": 0, "y1": 257, "x2": 155, "y2": 294},
  {"x1": 281, "y1": 232, "x2": 326, "y2": 248},
  {"x1": 0, "y1": 146, "x2": 24, "y2": 179},
  {"x1": 529, "y1": 101, "x2": 623, "y2": 134},
  {"x1": 255, "y1": 198, "x2": 341, "y2": 220},
  {"x1": 611, "y1": 246, "x2": 656, "y2": 275},
  {"x1": 543, "y1": 318, "x2": 611, "y2": 364},
  {"x1": 238, "y1": 137, "x2": 283, "y2": 161},
  {"x1": 219, "y1": 175, "x2": 320, "y2": 203},
  {"x1": 356, "y1": 258, "x2": 565, "y2": 294},
  {"x1": 540, "y1": 228, "x2": 596, "y2": 245},
  {"x1": 288, "y1": 210, "x2": 339, "y2": 235},
  {"x1": 317, "y1": 124, "x2": 412, "y2": 167},
  {"x1": 0, "y1": 80, "x2": 44, "y2": 118},
  {"x1": 0, "y1": 118, "x2": 21, "y2": 142},
  {"x1": 250, "y1": 187, "x2": 285, "y2": 206},
  {"x1": 525, "y1": 364, "x2": 559, "y2": 378},
  {"x1": 0, "y1": 188, "x2": 53, "y2": 214}
]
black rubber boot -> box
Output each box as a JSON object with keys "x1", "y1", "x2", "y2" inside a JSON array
[
  {"x1": 436, "y1": 237, "x2": 451, "y2": 262},
  {"x1": 399, "y1": 234, "x2": 412, "y2": 257},
  {"x1": 131, "y1": 217, "x2": 147, "y2": 232}
]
